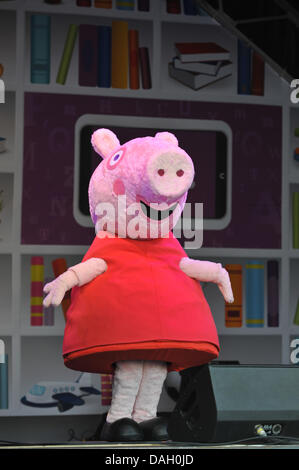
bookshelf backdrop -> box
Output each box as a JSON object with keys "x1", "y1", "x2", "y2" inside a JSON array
[{"x1": 0, "y1": 0, "x2": 296, "y2": 417}]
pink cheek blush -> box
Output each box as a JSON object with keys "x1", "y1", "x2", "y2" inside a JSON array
[{"x1": 113, "y1": 179, "x2": 126, "y2": 196}]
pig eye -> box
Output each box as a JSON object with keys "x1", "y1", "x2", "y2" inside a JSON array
[{"x1": 107, "y1": 149, "x2": 124, "y2": 169}]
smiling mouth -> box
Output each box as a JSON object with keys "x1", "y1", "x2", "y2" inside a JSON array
[{"x1": 140, "y1": 200, "x2": 178, "y2": 221}]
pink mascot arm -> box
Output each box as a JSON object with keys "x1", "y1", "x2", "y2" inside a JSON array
[
  {"x1": 179, "y1": 257, "x2": 234, "y2": 304},
  {"x1": 43, "y1": 258, "x2": 107, "y2": 307}
]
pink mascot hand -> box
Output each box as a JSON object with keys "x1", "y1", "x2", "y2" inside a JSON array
[
  {"x1": 179, "y1": 257, "x2": 234, "y2": 304},
  {"x1": 216, "y1": 265, "x2": 234, "y2": 304},
  {"x1": 43, "y1": 270, "x2": 79, "y2": 307}
]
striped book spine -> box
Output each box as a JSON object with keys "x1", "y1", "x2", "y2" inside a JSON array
[
  {"x1": 225, "y1": 264, "x2": 242, "y2": 327},
  {"x1": 30, "y1": 14, "x2": 51, "y2": 84},
  {"x1": 101, "y1": 374, "x2": 113, "y2": 406},
  {"x1": 116, "y1": 0, "x2": 135, "y2": 9},
  {"x1": 245, "y1": 260, "x2": 264, "y2": 327},
  {"x1": 111, "y1": 21, "x2": 129, "y2": 89},
  {"x1": 31, "y1": 256, "x2": 44, "y2": 326}
]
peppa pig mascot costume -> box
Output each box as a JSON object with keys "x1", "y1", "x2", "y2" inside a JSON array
[{"x1": 43, "y1": 129, "x2": 234, "y2": 442}]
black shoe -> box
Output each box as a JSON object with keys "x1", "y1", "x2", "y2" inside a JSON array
[
  {"x1": 100, "y1": 418, "x2": 144, "y2": 442},
  {"x1": 138, "y1": 416, "x2": 169, "y2": 441}
]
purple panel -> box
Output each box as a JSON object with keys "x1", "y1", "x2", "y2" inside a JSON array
[{"x1": 22, "y1": 93, "x2": 282, "y2": 248}]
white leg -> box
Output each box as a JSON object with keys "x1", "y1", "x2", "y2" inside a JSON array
[
  {"x1": 106, "y1": 360, "x2": 143, "y2": 423},
  {"x1": 132, "y1": 361, "x2": 168, "y2": 423}
]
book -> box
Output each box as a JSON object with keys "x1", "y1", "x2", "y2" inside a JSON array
[
  {"x1": 138, "y1": 0, "x2": 149, "y2": 11},
  {"x1": 30, "y1": 14, "x2": 51, "y2": 84},
  {"x1": 139, "y1": 47, "x2": 152, "y2": 89},
  {"x1": 183, "y1": 0, "x2": 197, "y2": 15},
  {"x1": 245, "y1": 260, "x2": 264, "y2": 327},
  {"x1": 111, "y1": 21, "x2": 129, "y2": 89},
  {"x1": 0, "y1": 354, "x2": 8, "y2": 409},
  {"x1": 175, "y1": 42, "x2": 231, "y2": 63},
  {"x1": 94, "y1": 0, "x2": 112, "y2": 7},
  {"x1": 251, "y1": 50, "x2": 265, "y2": 96},
  {"x1": 30, "y1": 256, "x2": 44, "y2": 326},
  {"x1": 56, "y1": 24, "x2": 78, "y2": 85},
  {"x1": 116, "y1": 0, "x2": 134, "y2": 10},
  {"x1": 224, "y1": 264, "x2": 242, "y2": 327},
  {"x1": 79, "y1": 24, "x2": 98, "y2": 87},
  {"x1": 294, "y1": 298, "x2": 299, "y2": 325},
  {"x1": 267, "y1": 260, "x2": 279, "y2": 327},
  {"x1": 168, "y1": 61, "x2": 232, "y2": 90},
  {"x1": 52, "y1": 258, "x2": 71, "y2": 321},
  {"x1": 167, "y1": 0, "x2": 181, "y2": 14},
  {"x1": 101, "y1": 374, "x2": 113, "y2": 406},
  {"x1": 0, "y1": 137, "x2": 6, "y2": 153},
  {"x1": 76, "y1": 0, "x2": 91, "y2": 5},
  {"x1": 97, "y1": 25, "x2": 111, "y2": 88},
  {"x1": 129, "y1": 30, "x2": 140, "y2": 89},
  {"x1": 173, "y1": 56, "x2": 228, "y2": 76},
  {"x1": 293, "y1": 192, "x2": 299, "y2": 249},
  {"x1": 43, "y1": 277, "x2": 55, "y2": 326},
  {"x1": 237, "y1": 39, "x2": 252, "y2": 95}
]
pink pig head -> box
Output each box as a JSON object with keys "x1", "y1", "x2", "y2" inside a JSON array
[{"x1": 88, "y1": 128, "x2": 194, "y2": 239}]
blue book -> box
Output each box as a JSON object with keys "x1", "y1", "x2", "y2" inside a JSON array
[
  {"x1": 0, "y1": 354, "x2": 8, "y2": 409},
  {"x1": 183, "y1": 0, "x2": 197, "y2": 15},
  {"x1": 237, "y1": 39, "x2": 252, "y2": 95},
  {"x1": 30, "y1": 14, "x2": 51, "y2": 84},
  {"x1": 97, "y1": 25, "x2": 111, "y2": 88},
  {"x1": 245, "y1": 260, "x2": 264, "y2": 327}
]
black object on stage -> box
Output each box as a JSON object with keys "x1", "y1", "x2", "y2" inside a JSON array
[{"x1": 167, "y1": 363, "x2": 299, "y2": 444}]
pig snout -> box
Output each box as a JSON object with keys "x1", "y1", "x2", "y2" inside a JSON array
[{"x1": 147, "y1": 151, "x2": 194, "y2": 199}]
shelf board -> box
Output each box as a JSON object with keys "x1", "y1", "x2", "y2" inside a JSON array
[
  {"x1": 0, "y1": 1, "x2": 18, "y2": 11},
  {"x1": 160, "y1": 13, "x2": 218, "y2": 25},
  {"x1": 187, "y1": 247, "x2": 283, "y2": 259},
  {"x1": 20, "y1": 327, "x2": 64, "y2": 336},
  {"x1": 1, "y1": 404, "x2": 103, "y2": 417},
  {"x1": 218, "y1": 327, "x2": 283, "y2": 336},
  {"x1": 20, "y1": 244, "x2": 87, "y2": 255},
  {"x1": 288, "y1": 249, "x2": 299, "y2": 258},
  {"x1": 24, "y1": 83, "x2": 156, "y2": 98},
  {"x1": 24, "y1": 83, "x2": 285, "y2": 107},
  {"x1": 25, "y1": 0, "x2": 154, "y2": 20},
  {"x1": 0, "y1": 243, "x2": 13, "y2": 253},
  {"x1": 0, "y1": 153, "x2": 15, "y2": 173}
]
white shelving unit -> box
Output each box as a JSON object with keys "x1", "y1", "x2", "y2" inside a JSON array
[{"x1": 0, "y1": 0, "x2": 295, "y2": 419}]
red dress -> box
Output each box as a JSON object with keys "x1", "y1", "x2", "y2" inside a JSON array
[{"x1": 63, "y1": 231, "x2": 219, "y2": 374}]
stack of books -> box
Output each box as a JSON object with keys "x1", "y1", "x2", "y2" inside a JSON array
[{"x1": 169, "y1": 41, "x2": 233, "y2": 90}]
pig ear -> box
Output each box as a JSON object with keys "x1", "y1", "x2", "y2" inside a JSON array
[
  {"x1": 155, "y1": 131, "x2": 178, "y2": 147},
  {"x1": 91, "y1": 128, "x2": 120, "y2": 159}
]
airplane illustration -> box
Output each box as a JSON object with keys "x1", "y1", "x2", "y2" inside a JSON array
[{"x1": 20, "y1": 373, "x2": 101, "y2": 412}]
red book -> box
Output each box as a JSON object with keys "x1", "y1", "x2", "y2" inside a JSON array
[
  {"x1": 251, "y1": 51, "x2": 265, "y2": 96},
  {"x1": 175, "y1": 42, "x2": 231, "y2": 62},
  {"x1": 129, "y1": 30, "x2": 140, "y2": 89},
  {"x1": 167, "y1": 0, "x2": 181, "y2": 13}
]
